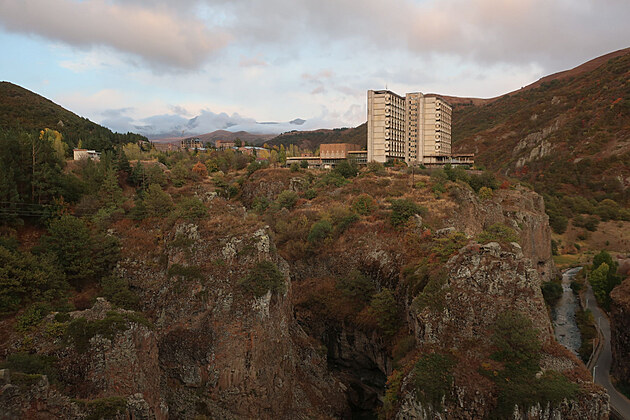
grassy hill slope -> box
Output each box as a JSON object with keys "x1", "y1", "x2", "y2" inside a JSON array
[{"x1": 452, "y1": 51, "x2": 630, "y2": 209}]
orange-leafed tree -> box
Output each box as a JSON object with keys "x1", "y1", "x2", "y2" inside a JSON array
[{"x1": 192, "y1": 161, "x2": 208, "y2": 178}]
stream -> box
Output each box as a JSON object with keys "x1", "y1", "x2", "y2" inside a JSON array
[{"x1": 551, "y1": 267, "x2": 583, "y2": 355}]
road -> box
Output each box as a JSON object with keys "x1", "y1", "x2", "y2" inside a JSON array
[{"x1": 585, "y1": 281, "x2": 630, "y2": 419}]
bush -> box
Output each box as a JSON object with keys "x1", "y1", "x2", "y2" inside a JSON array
[
  {"x1": 336, "y1": 270, "x2": 376, "y2": 309},
  {"x1": 100, "y1": 277, "x2": 139, "y2": 310},
  {"x1": 252, "y1": 195, "x2": 271, "y2": 213},
  {"x1": 65, "y1": 312, "x2": 151, "y2": 353},
  {"x1": 485, "y1": 311, "x2": 578, "y2": 417},
  {"x1": 478, "y1": 186, "x2": 493, "y2": 200},
  {"x1": 290, "y1": 162, "x2": 300, "y2": 172},
  {"x1": 413, "y1": 353, "x2": 456, "y2": 408},
  {"x1": 390, "y1": 199, "x2": 426, "y2": 227},
  {"x1": 300, "y1": 160, "x2": 309, "y2": 169},
  {"x1": 80, "y1": 397, "x2": 128, "y2": 420},
  {"x1": 352, "y1": 194, "x2": 376, "y2": 215},
  {"x1": 476, "y1": 223, "x2": 519, "y2": 244},
  {"x1": 307, "y1": 219, "x2": 333, "y2": 244},
  {"x1": 303, "y1": 189, "x2": 317, "y2": 200},
  {"x1": 1, "y1": 353, "x2": 58, "y2": 383},
  {"x1": 240, "y1": 261, "x2": 286, "y2": 297},
  {"x1": 276, "y1": 190, "x2": 299, "y2": 210},
  {"x1": 541, "y1": 281, "x2": 563, "y2": 307},
  {"x1": 369, "y1": 288, "x2": 400, "y2": 337},
  {"x1": 16, "y1": 302, "x2": 52, "y2": 332},
  {"x1": 177, "y1": 197, "x2": 207, "y2": 219},
  {"x1": 333, "y1": 160, "x2": 358, "y2": 178}
]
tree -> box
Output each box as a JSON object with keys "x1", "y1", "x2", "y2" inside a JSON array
[
  {"x1": 333, "y1": 160, "x2": 358, "y2": 178},
  {"x1": 192, "y1": 161, "x2": 208, "y2": 178},
  {"x1": 39, "y1": 214, "x2": 94, "y2": 289},
  {"x1": 589, "y1": 263, "x2": 610, "y2": 308},
  {"x1": 143, "y1": 184, "x2": 174, "y2": 217}
]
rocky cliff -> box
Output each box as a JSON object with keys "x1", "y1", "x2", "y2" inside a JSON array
[
  {"x1": 610, "y1": 277, "x2": 630, "y2": 387},
  {"x1": 0, "y1": 168, "x2": 609, "y2": 419}
]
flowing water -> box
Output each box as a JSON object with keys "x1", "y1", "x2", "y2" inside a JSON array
[{"x1": 551, "y1": 267, "x2": 583, "y2": 355}]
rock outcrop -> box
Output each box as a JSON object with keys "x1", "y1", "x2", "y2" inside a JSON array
[
  {"x1": 610, "y1": 277, "x2": 630, "y2": 386},
  {"x1": 446, "y1": 184, "x2": 555, "y2": 281}
]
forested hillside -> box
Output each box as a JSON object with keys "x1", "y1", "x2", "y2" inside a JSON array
[
  {"x1": 0, "y1": 82, "x2": 146, "y2": 152},
  {"x1": 267, "y1": 123, "x2": 366, "y2": 150}
]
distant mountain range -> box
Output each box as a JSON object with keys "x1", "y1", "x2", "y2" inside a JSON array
[{"x1": 152, "y1": 130, "x2": 275, "y2": 146}]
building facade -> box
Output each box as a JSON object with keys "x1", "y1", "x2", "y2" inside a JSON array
[
  {"x1": 320, "y1": 143, "x2": 362, "y2": 159},
  {"x1": 368, "y1": 90, "x2": 452, "y2": 165}
]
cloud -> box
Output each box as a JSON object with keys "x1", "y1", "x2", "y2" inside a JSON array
[
  {"x1": 0, "y1": 0, "x2": 230, "y2": 69},
  {"x1": 239, "y1": 55, "x2": 268, "y2": 67}
]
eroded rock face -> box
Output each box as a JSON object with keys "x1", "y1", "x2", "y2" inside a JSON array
[
  {"x1": 401, "y1": 242, "x2": 608, "y2": 419},
  {"x1": 446, "y1": 185, "x2": 555, "y2": 281},
  {"x1": 610, "y1": 278, "x2": 630, "y2": 386},
  {"x1": 114, "y1": 215, "x2": 346, "y2": 419}
]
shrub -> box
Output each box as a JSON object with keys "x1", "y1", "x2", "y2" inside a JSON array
[
  {"x1": 412, "y1": 273, "x2": 448, "y2": 313},
  {"x1": 240, "y1": 261, "x2": 286, "y2": 297},
  {"x1": 413, "y1": 353, "x2": 456, "y2": 408},
  {"x1": 485, "y1": 311, "x2": 578, "y2": 417},
  {"x1": 300, "y1": 160, "x2": 309, "y2": 169},
  {"x1": 252, "y1": 195, "x2": 271, "y2": 213},
  {"x1": 317, "y1": 172, "x2": 348, "y2": 188},
  {"x1": 303, "y1": 189, "x2": 317, "y2": 200},
  {"x1": 65, "y1": 312, "x2": 151, "y2": 353},
  {"x1": 79, "y1": 397, "x2": 128, "y2": 420},
  {"x1": 366, "y1": 161, "x2": 386, "y2": 175},
  {"x1": 307, "y1": 219, "x2": 333, "y2": 244},
  {"x1": 177, "y1": 197, "x2": 207, "y2": 219},
  {"x1": 167, "y1": 264, "x2": 203, "y2": 281},
  {"x1": 16, "y1": 302, "x2": 52, "y2": 332},
  {"x1": 276, "y1": 190, "x2": 299, "y2": 209},
  {"x1": 382, "y1": 370, "x2": 404, "y2": 418},
  {"x1": 336, "y1": 270, "x2": 376, "y2": 309},
  {"x1": 100, "y1": 277, "x2": 139, "y2": 310},
  {"x1": 541, "y1": 281, "x2": 563, "y2": 307},
  {"x1": 369, "y1": 288, "x2": 400, "y2": 337},
  {"x1": 390, "y1": 199, "x2": 426, "y2": 227},
  {"x1": 352, "y1": 194, "x2": 376, "y2": 215},
  {"x1": 476, "y1": 223, "x2": 519, "y2": 244},
  {"x1": 478, "y1": 186, "x2": 493, "y2": 200},
  {"x1": 333, "y1": 159, "x2": 358, "y2": 178},
  {"x1": 192, "y1": 161, "x2": 208, "y2": 178},
  {"x1": 290, "y1": 163, "x2": 300, "y2": 172},
  {"x1": 1, "y1": 353, "x2": 58, "y2": 383}
]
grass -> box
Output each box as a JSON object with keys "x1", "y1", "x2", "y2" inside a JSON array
[{"x1": 552, "y1": 254, "x2": 584, "y2": 269}]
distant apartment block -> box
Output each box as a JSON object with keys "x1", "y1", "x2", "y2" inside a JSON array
[
  {"x1": 181, "y1": 137, "x2": 203, "y2": 149},
  {"x1": 73, "y1": 149, "x2": 100, "y2": 161},
  {"x1": 367, "y1": 90, "x2": 460, "y2": 165},
  {"x1": 215, "y1": 140, "x2": 235, "y2": 150}
]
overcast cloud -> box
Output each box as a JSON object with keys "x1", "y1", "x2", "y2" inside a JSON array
[{"x1": 0, "y1": 0, "x2": 628, "y2": 137}]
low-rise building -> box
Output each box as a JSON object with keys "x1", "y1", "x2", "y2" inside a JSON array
[
  {"x1": 73, "y1": 149, "x2": 100, "y2": 161},
  {"x1": 320, "y1": 143, "x2": 362, "y2": 159}
]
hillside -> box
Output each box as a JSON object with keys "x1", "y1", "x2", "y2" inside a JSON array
[
  {"x1": 0, "y1": 81, "x2": 146, "y2": 150},
  {"x1": 450, "y1": 49, "x2": 630, "y2": 233},
  {"x1": 267, "y1": 123, "x2": 367, "y2": 150}
]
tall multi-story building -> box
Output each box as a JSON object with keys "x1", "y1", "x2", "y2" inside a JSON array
[
  {"x1": 367, "y1": 90, "x2": 406, "y2": 163},
  {"x1": 367, "y1": 90, "x2": 452, "y2": 165}
]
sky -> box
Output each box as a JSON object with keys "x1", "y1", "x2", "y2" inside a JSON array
[{"x1": 1, "y1": 0, "x2": 629, "y2": 139}]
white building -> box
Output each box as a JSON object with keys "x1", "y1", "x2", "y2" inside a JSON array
[
  {"x1": 73, "y1": 149, "x2": 100, "y2": 161},
  {"x1": 367, "y1": 90, "x2": 453, "y2": 165}
]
